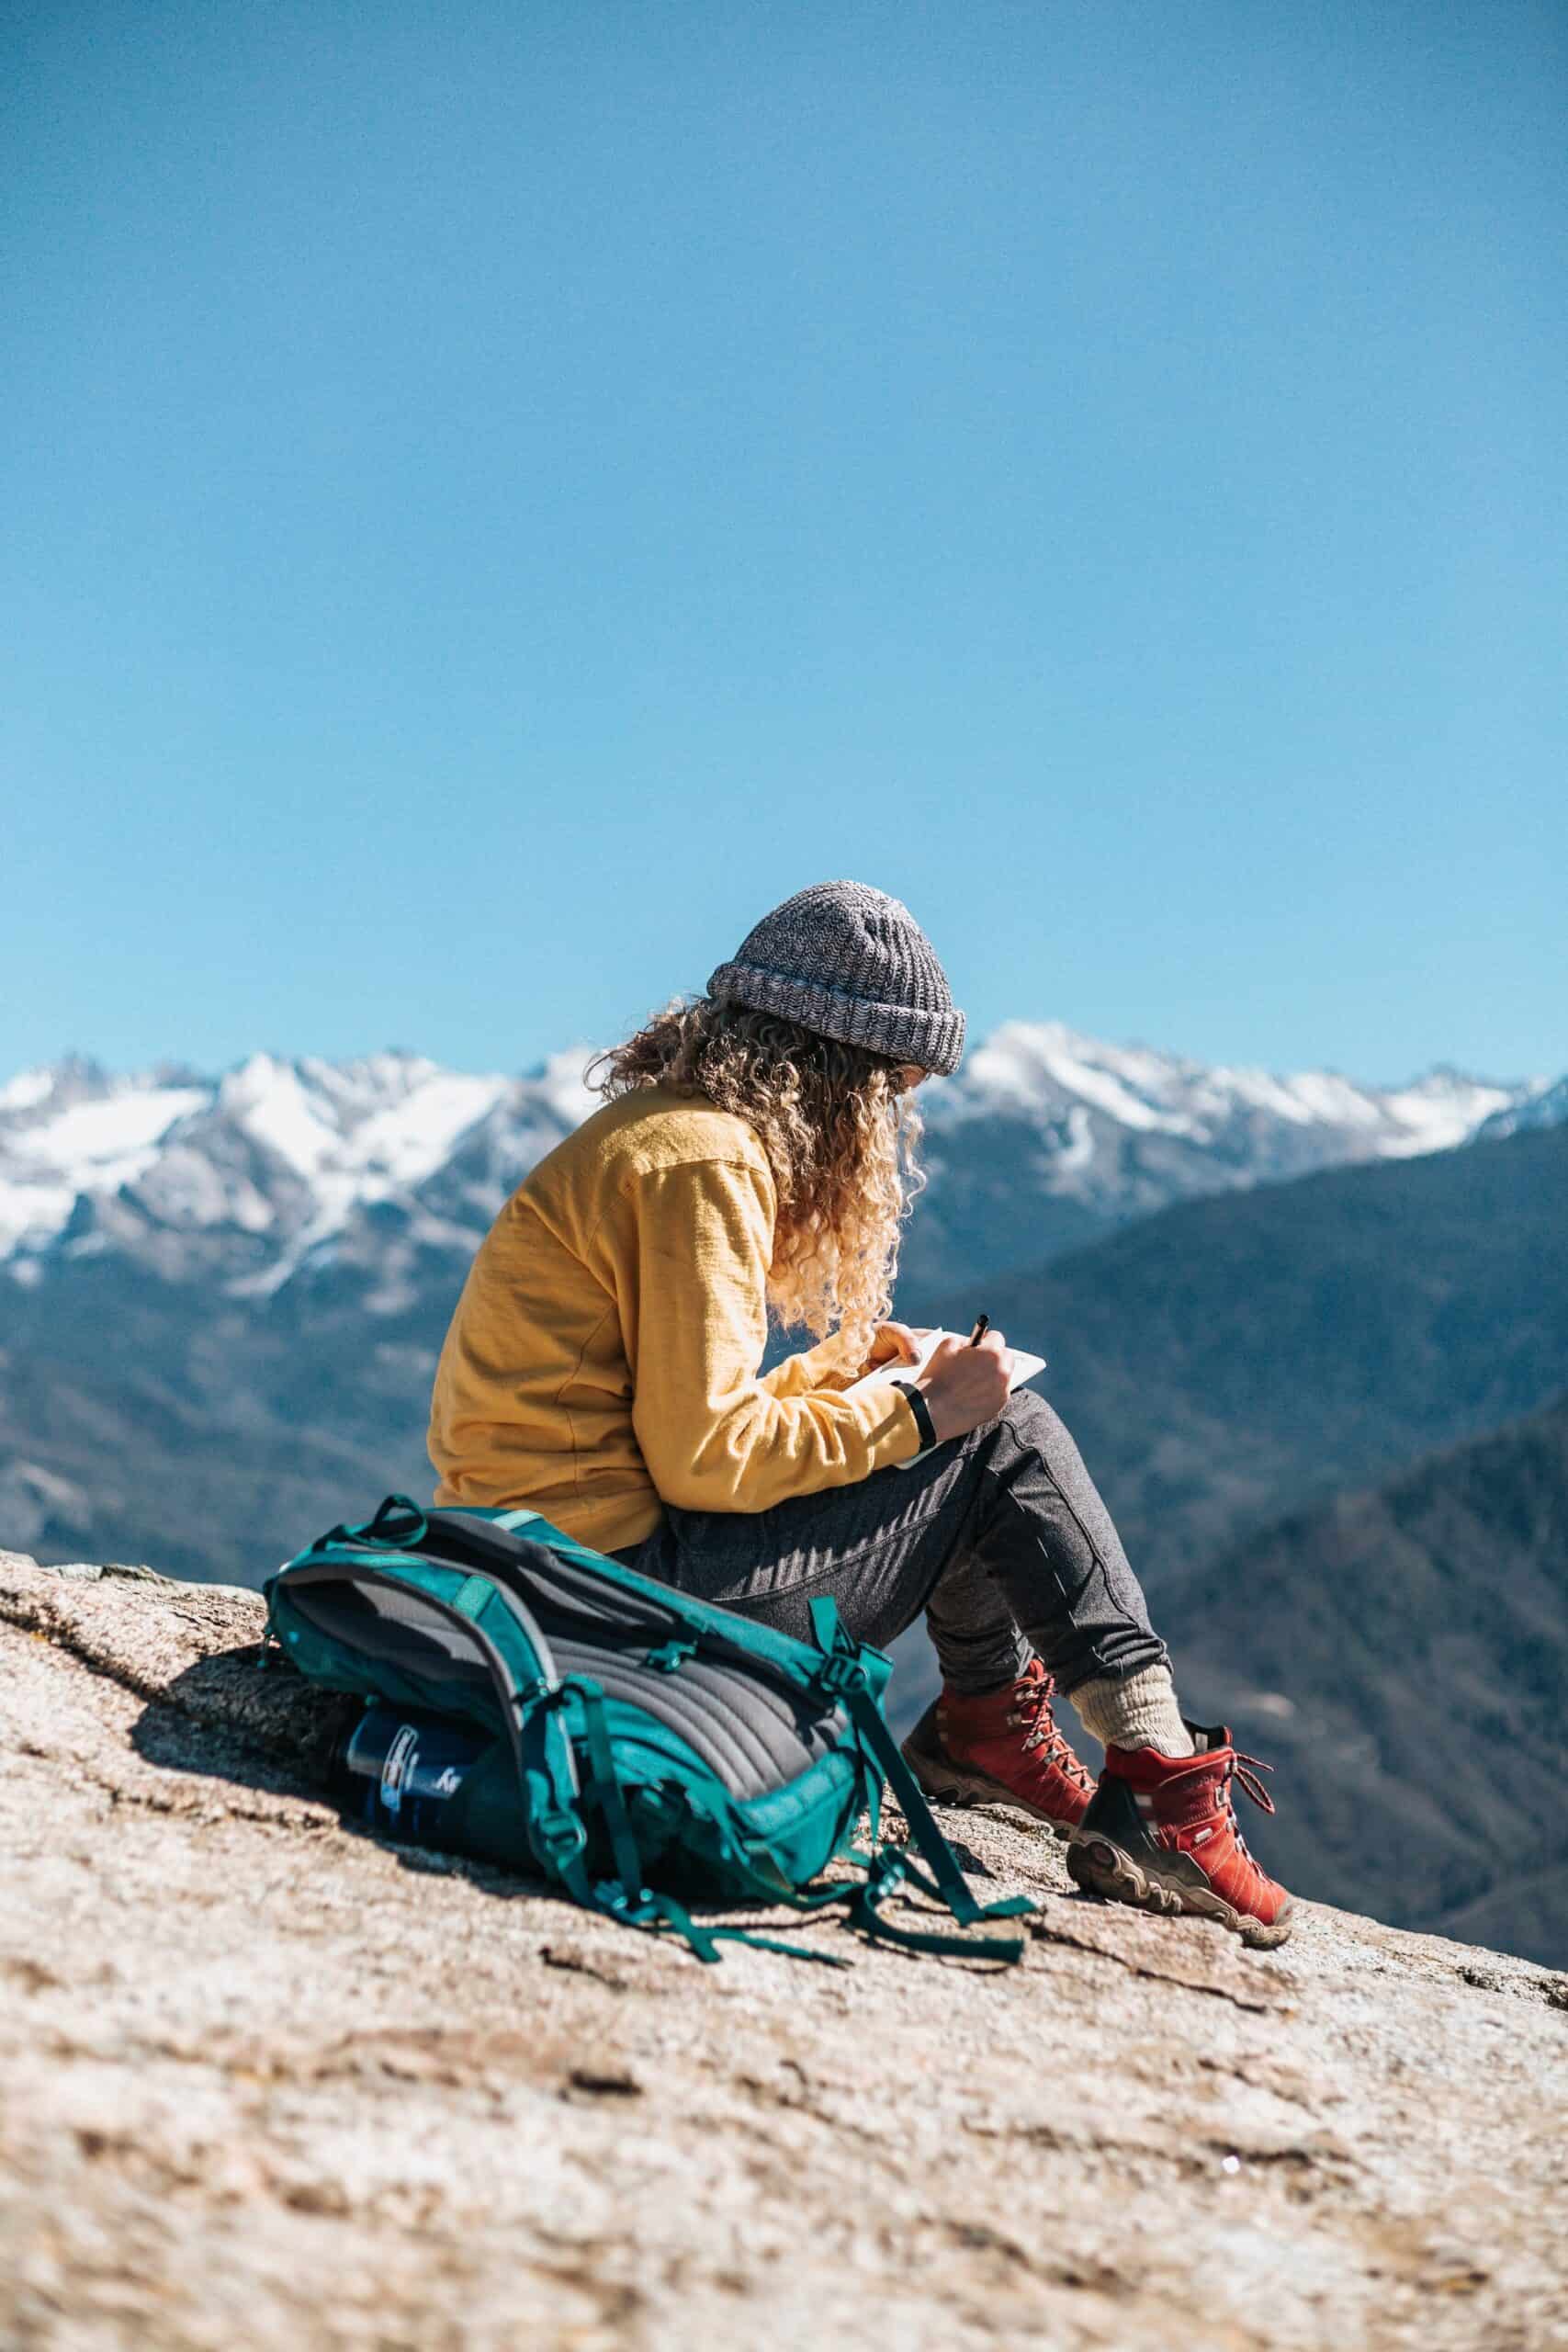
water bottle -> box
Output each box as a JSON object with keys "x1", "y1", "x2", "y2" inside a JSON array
[{"x1": 335, "y1": 1704, "x2": 492, "y2": 1851}]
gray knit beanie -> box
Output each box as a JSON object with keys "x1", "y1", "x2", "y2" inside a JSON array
[{"x1": 706, "y1": 880, "x2": 965, "y2": 1077}]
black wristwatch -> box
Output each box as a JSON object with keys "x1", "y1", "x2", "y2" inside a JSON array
[{"x1": 889, "y1": 1378, "x2": 939, "y2": 1454}]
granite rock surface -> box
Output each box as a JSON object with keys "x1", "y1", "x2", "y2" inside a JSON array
[{"x1": 3, "y1": 1547, "x2": 1565, "y2": 2351}]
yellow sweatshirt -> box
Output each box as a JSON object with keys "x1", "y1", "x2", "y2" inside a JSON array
[{"x1": 427, "y1": 1085, "x2": 920, "y2": 1555}]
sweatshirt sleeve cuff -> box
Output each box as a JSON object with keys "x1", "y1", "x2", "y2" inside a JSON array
[{"x1": 848, "y1": 1380, "x2": 924, "y2": 1467}]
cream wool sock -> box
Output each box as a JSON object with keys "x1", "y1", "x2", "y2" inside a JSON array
[{"x1": 1072, "y1": 1665, "x2": 1195, "y2": 1758}]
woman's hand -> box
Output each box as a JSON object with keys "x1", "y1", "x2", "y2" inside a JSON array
[
  {"x1": 915, "y1": 1329, "x2": 1014, "y2": 1443},
  {"x1": 863, "y1": 1320, "x2": 930, "y2": 1371}
]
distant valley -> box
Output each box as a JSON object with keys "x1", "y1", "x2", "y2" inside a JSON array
[
  {"x1": 1164, "y1": 1393, "x2": 1568, "y2": 1966},
  {"x1": 928, "y1": 1119, "x2": 1568, "y2": 1586},
  {"x1": 890, "y1": 1378, "x2": 1568, "y2": 1966}
]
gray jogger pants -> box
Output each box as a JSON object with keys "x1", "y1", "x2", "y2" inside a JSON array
[{"x1": 614, "y1": 1387, "x2": 1168, "y2": 1696}]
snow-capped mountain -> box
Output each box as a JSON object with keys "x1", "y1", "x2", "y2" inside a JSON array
[
  {"x1": 907, "y1": 1024, "x2": 1551, "y2": 1292},
  {"x1": 931, "y1": 1025, "x2": 1523, "y2": 1159},
  {"x1": 0, "y1": 1025, "x2": 1554, "y2": 1304},
  {"x1": 0, "y1": 1047, "x2": 597, "y2": 1292},
  {"x1": 1473, "y1": 1074, "x2": 1568, "y2": 1144}
]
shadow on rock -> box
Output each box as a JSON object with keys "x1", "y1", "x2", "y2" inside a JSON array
[
  {"x1": 130, "y1": 1646, "x2": 563, "y2": 1903},
  {"x1": 132, "y1": 1642, "x2": 357, "y2": 1795}
]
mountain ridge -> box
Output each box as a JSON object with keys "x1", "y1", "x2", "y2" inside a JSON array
[{"x1": 4, "y1": 1025, "x2": 1553, "y2": 1307}]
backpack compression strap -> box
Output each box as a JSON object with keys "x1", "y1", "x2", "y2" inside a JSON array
[
  {"x1": 536, "y1": 1676, "x2": 850, "y2": 1969},
  {"x1": 807, "y1": 1597, "x2": 1035, "y2": 1960}
]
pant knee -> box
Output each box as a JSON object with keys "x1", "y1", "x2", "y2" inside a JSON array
[{"x1": 999, "y1": 1385, "x2": 1063, "y2": 1448}]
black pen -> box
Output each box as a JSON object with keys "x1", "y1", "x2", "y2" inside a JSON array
[{"x1": 968, "y1": 1314, "x2": 989, "y2": 1347}]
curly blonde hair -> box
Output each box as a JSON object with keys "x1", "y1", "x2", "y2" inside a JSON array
[{"x1": 589, "y1": 997, "x2": 925, "y2": 1357}]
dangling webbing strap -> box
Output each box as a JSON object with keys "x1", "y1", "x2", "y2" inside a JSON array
[
  {"x1": 807, "y1": 1598, "x2": 1034, "y2": 1960},
  {"x1": 642, "y1": 1891, "x2": 852, "y2": 1968}
]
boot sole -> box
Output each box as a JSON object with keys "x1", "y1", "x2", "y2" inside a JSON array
[
  {"x1": 1066, "y1": 1833, "x2": 1294, "y2": 1950},
  {"x1": 900, "y1": 1738, "x2": 1080, "y2": 1840}
]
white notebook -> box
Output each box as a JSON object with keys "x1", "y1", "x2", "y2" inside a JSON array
[{"x1": 847, "y1": 1329, "x2": 1047, "y2": 1400}]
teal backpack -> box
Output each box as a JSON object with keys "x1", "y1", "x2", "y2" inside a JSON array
[{"x1": 264, "y1": 1494, "x2": 1035, "y2": 1967}]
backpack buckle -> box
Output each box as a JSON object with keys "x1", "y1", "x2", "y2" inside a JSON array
[
  {"x1": 815, "y1": 1655, "x2": 870, "y2": 1698},
  {"x1": 645, "y1": 1639, "x2": 697, "y2": 1674},
  {"x1": 531, "y1": 1809, "x2": 589, "y2": 1869}
]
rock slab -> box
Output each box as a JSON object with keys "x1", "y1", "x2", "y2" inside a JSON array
[{"x1": 3, "y1": 1547, "x2": 1566, "y2": 2351}]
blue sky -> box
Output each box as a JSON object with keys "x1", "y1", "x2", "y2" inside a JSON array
[{"x1": 3, "y1": 1, "x2": 1563, "y2": 1087}]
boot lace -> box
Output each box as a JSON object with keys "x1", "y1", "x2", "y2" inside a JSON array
[
  {"x1": 1221, "y1": 1752, "x2": 1277, "y2": 1873},
  {"x1": 1011, "y1": 1671, "x2": 1094, "y2": 1793}
]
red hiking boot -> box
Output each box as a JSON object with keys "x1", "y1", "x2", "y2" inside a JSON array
[
  {"x1": 1066, "y1": 1725, "x2": 1294, "y2": 1947},
  {"x1": 901, "y1": 1657, "x2": 1096, "y2": 1837}
]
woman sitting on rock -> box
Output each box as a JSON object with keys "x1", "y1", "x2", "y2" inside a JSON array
[{"x1": 428, "y1": 880, "x2": 1292, "y2": 1946}]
